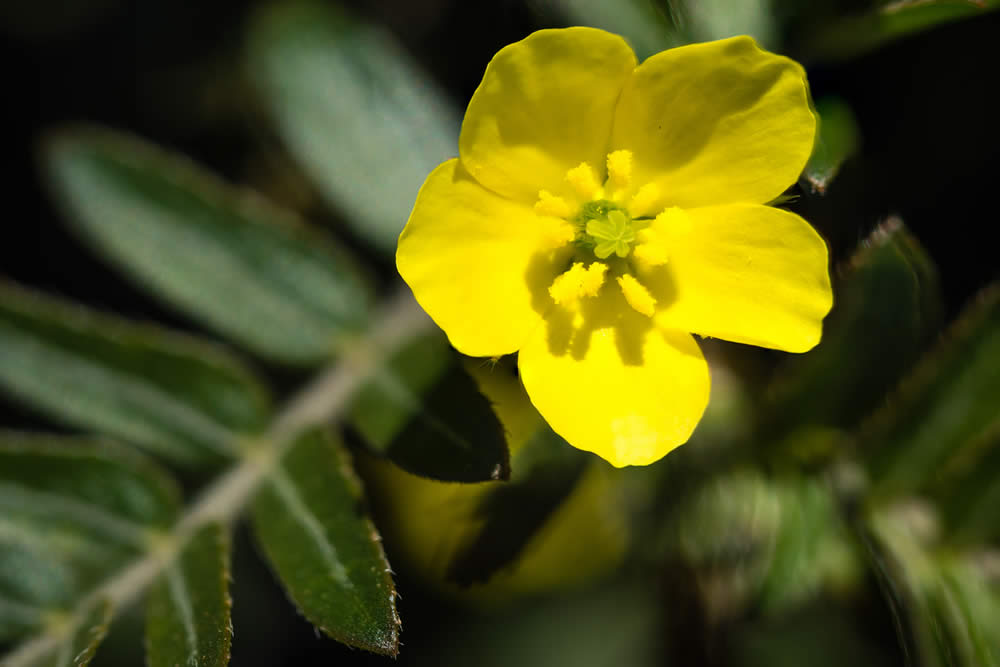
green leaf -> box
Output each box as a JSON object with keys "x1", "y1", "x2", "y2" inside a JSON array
[
  {"x1": 146, "y1": 524, "x2": 232, "y2": 667},
  {"x1": 42, "y1": 126, "x2": 372, "y2": 365},
  {"x1": 801, "y1": 96, "x2": 861, "y2": 195},
  {"x1": 251, "y1": 428, "x2": 399, "y2": 656},
  {"x1": 936, "y1": 425, "x2": 1000, "y2": 544},
  {"x1": 756, "y1": 477, "x2": 862, "y2": 613},
  {"x1": 865, "y1": 506, "x2": 1000, "y2": 667},
  {"x1": 0, "y1": 282, "x2": 271, "y2": 466},
  {"x1": 245, "y1": 1, "x2": 460, "y2": 253},
  {"x1": 866, "y1": 285, "x2": 1000, "y2": 501},
  {"x1": 760, "y1": 219, "x2": 942, "y2": 454},
  {"x1": 444, "y1": 424, "x2": 589, "y2": 586},
  {"x1": 797, "y1": 0, "x2": 1000, "y2": 63},
  {"x1": 348, "y1": 331, "x2": 509, "y2": 483},
  {"x1": 31, "y1": 599, "x2": 112, "y2": 667},
  {"x1": 0, "y1": 433, "x2": 179, "y2": 641}
]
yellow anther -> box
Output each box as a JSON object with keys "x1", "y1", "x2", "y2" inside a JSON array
[
  {"x1": 606, "y1": 150, "x2": 633, "y2": 188},
  {"x1": 534, "y1": 190, "x2": 572, "y2": 219},
  {"x1": 565, "y1": 162, "x2": 602, "y2": 200},
  {"x1": 617, "y1": 274, "x2": 657, "y2": 317},
  {"x1": 629, "y1": 183, "x2": 662, "y2": 218},
  {"x1": 542, "y1": 220, "x2": 577, "y2": 249},
  {"x1": 549, "y1": 262, "x2": 608, "y2": 306},
  {"x1": 579, "y1": 262, "x2": 608, "y2": 296}
]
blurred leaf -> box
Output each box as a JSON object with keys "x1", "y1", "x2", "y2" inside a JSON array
[
  {"x1": 533, "y1": 0, "x2": 684, "y2": 58},
  {"x1": 866, "y1": 506, "x2": 1000, "y2": 666},
  {"x1": 935, "y1": 425, "x2": 1000, "y2": 544},
  {"x1": 146, "y1": 524, "x2": 232, "y2": 667},
  {"x1": 668, "y1": 0, "x2": 779, "y2": 47},
  {"x1": 761, "y1": 219, "x2": 942, "y2": 452},
  {"x1": 668, "y1": 470, "x2": 782, "y2": 622},
  {"x1": 348, "y1": 331, "x2": 509, "y2": 483},
  {"x1": 28, "y1": 599, "x2": 112, "y2": 667},
  {"x1": 0, "y1": 434, "x2": 178, "y2": 641},
  {"x1": 0, "y1": 282, "x2": 271, "y2": 465},
  {"x1": 866, "y1": 285, "x2": 1000, "y2": 501},
  {"x1": 445, "y1": 425, "x2": 589, "y2": 587},
  {"x1": 43, "y1": 126, "x2": 372, "y2": 365},
  {"x1": 934, "y1": 555, "x2": 1000, "y2": 664},
  {"x1": 802, "y1": 96, "x2": 861, "y2": 195},
  {"x1": 251, "y1": 428, "x2": 399, "y2": 656},
  {"x1": 246, "y1": 1, "x2": 460, "y2": 253},
  {"x1": 419, "y1": 581, "x2": 661, "y2": 667},
  {"x1": 797, "y1": 0, "x2": 999, "y2": 63},
  {"x1": 757, "y1": 477, "x2": 861, "y2": 613}
]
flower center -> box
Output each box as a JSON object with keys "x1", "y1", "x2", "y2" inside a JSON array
[
  {"x1": 576, "y1": 201, "x2": 640, "y2": 259},
  {"x1": 532, "y1": 150, "x2": 673, "y2": 318}
]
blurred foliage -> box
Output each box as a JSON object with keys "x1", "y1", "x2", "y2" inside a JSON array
[{"x1": 1, "y1": 0, "x2": 998, "y2": 666}]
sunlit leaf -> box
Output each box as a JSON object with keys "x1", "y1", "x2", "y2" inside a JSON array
[
  {"x1": 348, "y1": 331, "x2": 509, "y2": 483},
  {"x1": 43, "y1": 126, "x2": 372, "y2": 365},
  {"x1": 251, "y1": 428, "x2": 399, "y2": 656},
  {"x1": 246, "y1": 0, "x2": 460, "y2": 253},
  {"x1": 146, "y1": 524, "x2": 232, "y2": 667},
  {"x1": 802, "y1": 96, "x2": 861, "y2": 195},
  {"x1": 0, "y1": 282, "x2": 271, "y2": 465}
]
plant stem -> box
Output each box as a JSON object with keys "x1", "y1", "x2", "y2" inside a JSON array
[{"x1": 0, "y1": 287, "x2": 432, "y2": 667}]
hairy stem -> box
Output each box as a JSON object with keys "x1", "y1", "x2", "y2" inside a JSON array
[{"x1": 0, "y1": 287, "x2": 432, "y2": 667}]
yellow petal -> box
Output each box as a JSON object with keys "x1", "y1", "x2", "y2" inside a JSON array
[
  {"x1": 611, "y1": 36, "x2": 816, "y2": 209},
  {"x1": 397, "y1": 159, "x2": 572, "y2": 357},
  {"x1": 459, "y1": 27, "x2": 637, "y2": 204},
  {"x1": 645, "y1": 203, "x2": 832, "y2": 353},
  {"x1": 518, "y1": 289, "x2": 710, "y2": 467}
]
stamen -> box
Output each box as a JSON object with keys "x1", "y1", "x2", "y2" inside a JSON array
[
  {"x1": 549, "y1": 262, "x2": 608, "y2": 306},
  {"x1": 617, "y1": 274, "x2": 657, "y2": 317},
  {"x1": 629, "y1": 183, "x2": 662, "y2": 218},
  {"x1": 655, "y1": 206, "x2": 693, "y2": 236},
  {"x1": 566, "y1": 162, "x2": 602, "y2": 200},
  {"x1": 534, "y1": 190, "x2": 572, "y2": 219},
  {"x1": 543, "y1": 221, "x2": 577, "y2": 249},
  {"x1": 606, "y1": 150, "x2": 633, "y2": 189}
]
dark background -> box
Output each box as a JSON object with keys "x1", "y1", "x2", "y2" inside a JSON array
[{"x1": 1, "y1": 1, "x2": 997, "y2": 664}]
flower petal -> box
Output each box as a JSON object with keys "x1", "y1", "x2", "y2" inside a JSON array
[
  {"x1": 459, "y1": 27, "x2": 637, "y2": 204},
  {"x1": 518, "y1": 289, "x2": 710, "y2": 467},
  {"x1": 645, "y1": 203, "x2": 832, "y2": 353},
  {"x1": 397, "y1": 159, "x2": 572, "y2": 357},
  {"x1": 610, "y1": 36, "x2": 816, "y2": 209}
]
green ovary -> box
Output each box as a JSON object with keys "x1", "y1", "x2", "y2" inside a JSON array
[{"x1": 575, "y1": 201, "x2": 641, "y2": 259}]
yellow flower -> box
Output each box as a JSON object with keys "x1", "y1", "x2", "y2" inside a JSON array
[{"x1": 397, "y1": 29, "x2": 833, "y2": 467}]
